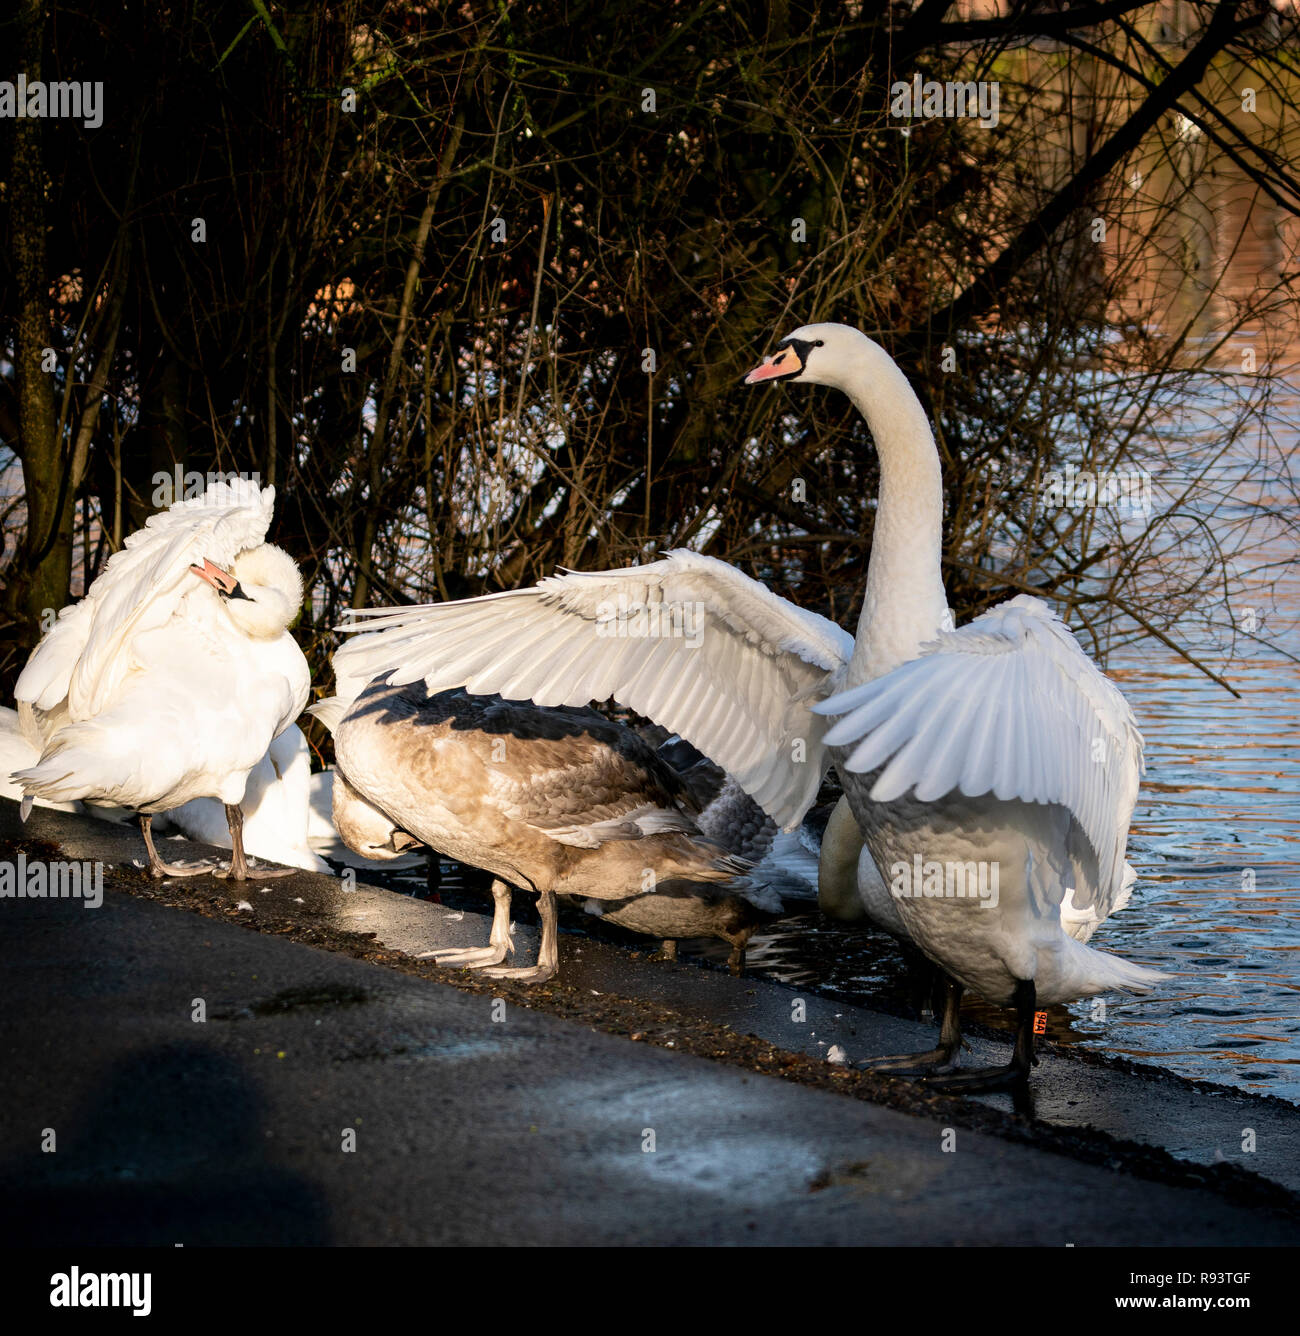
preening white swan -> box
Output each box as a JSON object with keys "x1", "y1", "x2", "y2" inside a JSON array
[
  {"x1": 12, "y1": 479, "x2": 311, "y2": 881},
  {"x1": 330, "y1": 323, "x2": 1160, "y2": 1083},
  {"x1": 312, "y1": 680, "x2": 788, "y2": 982}
]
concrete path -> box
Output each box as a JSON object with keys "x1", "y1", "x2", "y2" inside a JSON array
[{"x1": 2, "y1": 801, "x2": 1298, "y2": 1245}]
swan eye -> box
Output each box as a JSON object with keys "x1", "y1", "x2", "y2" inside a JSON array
[{"x1": 812, "y1": 339, "x2": 825, "y2": 347}]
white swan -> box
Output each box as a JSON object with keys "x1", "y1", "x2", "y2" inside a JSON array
[
  {"x1": 3, "y1": 707, "x2": 326, "y2": 875},
  {"x1": 329, "y1": 324, "x2": 1160, "y2": 1083},
  {"x1": 12, "y1": 479, "x2": 311, "y2": 880},
  {"x1": 767, "y1": 324, "x2": 1162, "y2": 1086}
]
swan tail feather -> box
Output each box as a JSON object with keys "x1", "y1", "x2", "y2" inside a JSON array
[
  {"x1": 1051, "y1": 933, "x2": 1165, "y2": 1000},
  {"x1": 11, "y1": 760, "x2": 82, "y2": 806}
]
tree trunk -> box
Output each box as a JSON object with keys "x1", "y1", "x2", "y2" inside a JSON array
[{"x1": 4, "y1": 0, "x2": 68, "y2": 650}]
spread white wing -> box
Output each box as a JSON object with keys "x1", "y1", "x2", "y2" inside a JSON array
[
  {"x1": 815, "y1": 595, "x2": 1142, "y2": 909},
  {"x1": 332, "y1": 549, "x2": 855, "y2": 830},
  {"x1": 15, "y1": 479, "x2": 275, "y2": 725}
]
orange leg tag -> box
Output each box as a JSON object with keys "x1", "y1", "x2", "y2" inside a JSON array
[{"x1": 1033, "y1": 1011, "x2": 1048, "y2": 1035}]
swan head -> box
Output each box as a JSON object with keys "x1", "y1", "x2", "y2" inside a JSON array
[
  {"x1": 189, "y1": 542, "x2": 303, "y2": 640},
  {"x1": 330, "y1": 768, "x2": 423, "y2": 860},
  {"x1": 742, "y1": 322, "x2": 880, "y2": 390}
]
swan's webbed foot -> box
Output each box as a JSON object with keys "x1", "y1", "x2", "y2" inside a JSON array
[
  {"x1": 861, "y1": 974, "x2": 965, "y2": 1076},
  {"x1": 922, "y1": 1063, "x2": 1029, "y2": 1094},
  {"x1": 215, "y1": 862, "x2": 293, "y2": 881},
  {"x1": 477, "y1": 888, "x2": 557, "y2": 985},
  {"x1": 922, "y1": 978, "x2": 1037, "y2": 1095},
  {"x1": 477, "y1": 961, "x2": 557, "y2": 983},
  {"x1": 420, "y1": 880, "x2": 515, "y2": 970},
  {"x1": 860, "y1": 1046, "x2": 960, "y2": 1076},
  {"x1": 142, "y1": 855, "x2": 220, "y2": 880},
  {"x1": 423, "y1": 942, "x2": 511, "y2": 967},
  {"x1": 139, "y1": 814, "x2": 219, "y2": 879},
  {"x1": 654, "y1": 939, "x2": 678, "y2": 963}
]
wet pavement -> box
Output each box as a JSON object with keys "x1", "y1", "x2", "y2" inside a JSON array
[{"x1": 3, "y1": 799, "x2": 1299, "y2": 1245}]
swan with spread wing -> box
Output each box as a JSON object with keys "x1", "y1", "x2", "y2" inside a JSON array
[
  {"x1": 331, "y1": 545, "x2": 891, "y2": 929},
  {"x1": 757, "y1": 326, "x2": 1161, "y2": 1087},
  {"x1": 329, "y1": 324, "x2": 1161, "y2": 1086},
  {"x1": 12, "y1": 478, "x2": 310, "y2": 880}
]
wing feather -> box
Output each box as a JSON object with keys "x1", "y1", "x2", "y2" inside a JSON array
[
  {"x1": 816, "y1": 595, "x2": 1142, "y2": 906},
  {"x1": 15, "y1": 479, "x2": 275, "y2": 722},
  {"x1": 332, "y1": 550, "x2": 854, "y2": 829}
]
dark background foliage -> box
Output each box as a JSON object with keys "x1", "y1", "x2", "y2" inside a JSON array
[{"x1": 3, "y1": 1, "x2": 1296, "y2": 709}]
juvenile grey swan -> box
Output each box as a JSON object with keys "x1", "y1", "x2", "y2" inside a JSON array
[{"x1": 312, "y1": 680, "x2": 786, "y2": 982}]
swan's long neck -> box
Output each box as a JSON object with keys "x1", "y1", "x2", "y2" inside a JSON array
[{"x1": 839, "y1": 345, "x2": 948, "y2": 687}]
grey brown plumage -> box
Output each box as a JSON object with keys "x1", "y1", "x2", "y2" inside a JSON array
[{"x1": 322, "y1": 680, "x2": 782, "y2": 981}]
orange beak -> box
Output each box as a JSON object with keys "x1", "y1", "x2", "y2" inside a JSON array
[
  {"x1": 189, "y1": 557, "x2": 240, "y2": 596},
  {"x1": 742, "y1": 343, "x2": 804, "y2": 385}
]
